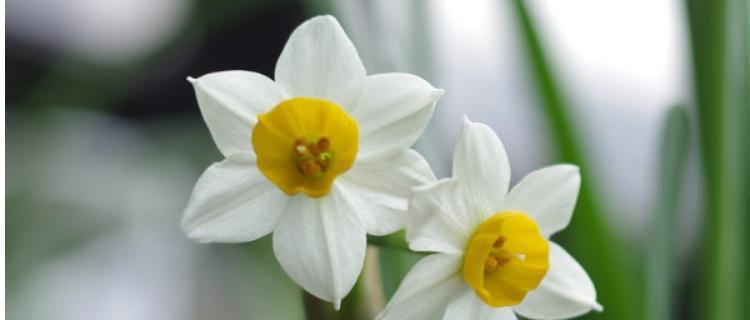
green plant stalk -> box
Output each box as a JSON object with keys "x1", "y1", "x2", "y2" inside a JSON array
[
  {"x1": 367, "y1": 233, "x2": 419, "y2": 254},
  {"x1": 644, "y1": 107, "x2": 690, "y2": 320},
  {"x1": 686, "y1": 0, "x2": 747, "y2": 318},
  {"x1": 744, "y1": 0, "x2": 750, "y2": 314},
  {"x1": 375, "y1": 243, "x2": 422, "y2": 300},
  {"x1": 368, "y1": 231, "x2": 424, "y2": 300},
  {"x1": 509, "y1": 1, "x2": 639, "y2": 319}
]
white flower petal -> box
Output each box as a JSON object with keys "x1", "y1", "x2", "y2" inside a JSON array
[
  {"x1": 336, "y1": 149, "x2": 436, "y2": 236},
  {"x1": 181, "y1": 153, "x2": 287, "y2": 243},
  {"x1": 500, "y1": 165, "x2": 581, "y2": 237},
  {"x1": 513, "y1": 242, "x2": 602, "y2": 319},
  {"x1": 342, "y1": 73, "x2": 442, "y2": 157},
  {"x1": 377, "y1": 254, "x2": 465, "y2": 320},
  {"x1": 443, "y1": 288, "x2": 518, "y2": 320},
  {"x1": 406, "y1": 178, "x2": 481, "y2": 254},
  {"x1": 272, "y1": 194, "x2": 366, "y2": 308},
  {"x1": 452, "y1": 117, "x2": 511, "y2": 216},
  {"x1": 190, "y1": 71, "x2": 285, "y2": 157},
  {"x1": 274, "y1": 15, "x2": 365, "y2": 102}
]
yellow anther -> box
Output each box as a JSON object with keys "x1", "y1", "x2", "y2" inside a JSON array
[
  {"x1": 308, "y1": 141, "x2": 321, "y2": 156},
  {"x1": 299, "y1": 159, "x2": 322, "y2": 176},
  {"x1": 293, "y1": 136, "x2": 334, "y2": 176},
  {"x1": 493, "y1": 237, "x2": 505, "y2": 248},
  {"x1": 484, "y1": 256, "x2": 499, "y2": 272},
  {"x1": 293, "y1": 139, "x2": 309, "y2": 156},
  {"x1": 317, "y1": 137, "x2": 330, "y2": 151}
]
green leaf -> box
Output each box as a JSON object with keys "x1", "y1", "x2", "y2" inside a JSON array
[
  {"x1": 686, "y1": 0, "x2": 747, "y2": 318},
  {"x1": 644, "y1": 107, "x2": 690, "y2": 320},
  {"x1": 509, "y1": 1, "x2": 639, "y2": 319}
]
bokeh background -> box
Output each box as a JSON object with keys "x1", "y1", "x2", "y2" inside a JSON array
[{"x1": 6, "y1": 0, "x2": 748, "y2": 319}]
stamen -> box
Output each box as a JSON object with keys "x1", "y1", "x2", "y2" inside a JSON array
[
  {"x1": 294, "y1": 139, "x2": 308, "y2": 155},
  {"x1": 317, "y1": 137, "x2": 330, "y2": 151},
  {"x1": 484, "y1": 256, "x2": 499, "y2": 273},
  {"x1": 485, "y1": 237, "x2": 526, "y2": 272},
  {"x1": 308, "y1": 142, "x2": 321, "y2": 156},
  {"x1": 318, "y1": 157, "x2": 330, "y2": 171},
  {"x1": 295, "y1": 145, "x2": 307, "y2": 155},
  {"x1": 493, "y1": 237, "x2": 505, "y2": 248},
  {"x1": 294, "y1": 136, "x2": 334, "y2": 177},
  {"x1": 300, "y1": 159, "x2": 322, "y2": 176}
]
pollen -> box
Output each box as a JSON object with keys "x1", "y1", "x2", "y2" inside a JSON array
[
  {"x1": 462, "y1": 211, "x2": 549, "y2": 307},
  {"x1": 252, "y1": 97, "x2": 359, "y2": 198},
  {"x1": 294, "y1": 137, "x2": 333, "y2": 177},
  {"x1": 484, "y1": 256, "x2": 499, "y2": 272}
]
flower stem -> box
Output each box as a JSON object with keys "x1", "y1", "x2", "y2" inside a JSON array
[{"x1": 366, "y1": 233, "x2": 413, "y2": 253}]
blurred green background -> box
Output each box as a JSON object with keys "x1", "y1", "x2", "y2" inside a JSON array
[{"x1": 5, "y1": 0, "x2": 748, "y2": 319}]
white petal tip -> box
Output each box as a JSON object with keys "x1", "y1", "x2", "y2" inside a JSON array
[
  {"x1": 433, "y1": 88, "x2": 445, "y2": 99},
  {"x1": 461, "y1": 115, "x2": 473, "y2": 127},
  {"x1": 592, "y1": 302, "x2": 604, "y2": 312},
  {"x1": 185, "y1": 233, "x2": 212, "y2": 244},
  {"x1": 186, "y1": 76, "x2": 198, "y2": 84},
  {"x1": 333, "y1": 299, "x2": 342, "y2": 310},
  {"x1": 181, "y1": 222, "x2": 218, "y2": 244},
  {"x1": 183, "y1": 229, "x2": 212, "y2": 244},
  {"x1": 306, "y1": 15, "x2": 340, "y2": 26},
  {"x1": 557, "y1": 163, "x2": 580, "y2": 172}
]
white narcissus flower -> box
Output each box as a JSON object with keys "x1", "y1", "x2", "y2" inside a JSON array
[
  {"x1": 181, "y1": 15, "x2": 441, "y2": 308},
  {"x1": 378, "y1": 118, "x2": 602, "y2": 320}
]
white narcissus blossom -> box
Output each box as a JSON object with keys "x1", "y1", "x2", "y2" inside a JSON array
[
  {"x1": 181, "y1": 15, "x2": 441, "y2": 308},
  {"x1": 378, "y1": 118, "x2": 602, "y2": 320}
]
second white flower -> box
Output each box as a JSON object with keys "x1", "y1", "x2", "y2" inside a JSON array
[{"x1": 378, "y1": 117, "x2": 602, "y2": 320}]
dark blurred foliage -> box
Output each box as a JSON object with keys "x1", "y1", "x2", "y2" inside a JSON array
[{"x1": 6, "y1": 0, "x2": 308, "y2": 120}]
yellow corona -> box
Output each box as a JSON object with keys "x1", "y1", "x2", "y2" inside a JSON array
[
  {"x1": 252, "y1": 97, "x2": 359, "y2": 198},
  {"x1": 462, "y1": 211, "x2": 549, "y2": 307}
]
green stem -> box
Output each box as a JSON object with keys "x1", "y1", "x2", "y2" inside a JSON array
[{"x1": 367, "y1": 234, "x2": 415, "y2": 254}]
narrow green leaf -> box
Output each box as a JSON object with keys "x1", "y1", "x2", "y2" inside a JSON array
[
  {"x1": 744, "y1": 0, "x2": 750, "y2": 314},
  {"x1": 509, "y1": 1, "x2": 639, "y2": 319},
  {"x1": 686, "y1": 0, "x2": 747, "y2": 318},
  {"x1": 644, "y1": 107, "x2": 690, "y2": 320}
]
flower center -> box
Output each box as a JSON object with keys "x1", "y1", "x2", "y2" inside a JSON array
[
  {"x1": 462, "y1": 211, "x2": 549, "y2": 307},
  {"x1": 293, "y1": 137, "x2": 333, "y2": 177},
  {"x1": 252, "y1": 97, "x2": 358, "y2": 198}
]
